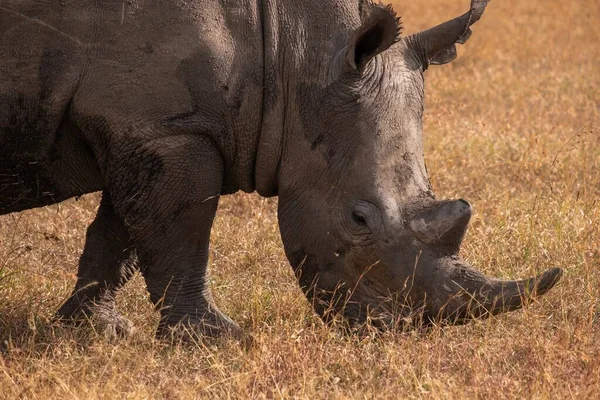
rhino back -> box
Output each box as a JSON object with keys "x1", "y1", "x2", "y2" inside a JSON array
[
  {"x1": 69, "y1": 0, "x2": 264, "y2": 193},
  {"x1": 0, "y1": 1, "x2": 90, "y2": 161},
  {"x1": 0, "y1": 0, "x2": 264, "y2": 213},
  {"x1": 0, "y1": 1, "x2": 102, "y2": 213}
]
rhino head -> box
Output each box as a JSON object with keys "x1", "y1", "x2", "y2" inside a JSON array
[{"x1": 257, "y1": 0, "x2": 562, "y2": 329}]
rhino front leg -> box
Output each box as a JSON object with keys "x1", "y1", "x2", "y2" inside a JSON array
[
  {"x1": 57, "y1": 191, "x2": 138, "y2": 337},
  {"x1": 106, "y1": 134, "x2": 240, "y2": 341}
]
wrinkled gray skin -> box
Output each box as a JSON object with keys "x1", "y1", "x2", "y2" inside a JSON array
[{"x1": 0, "y1": 0, "x2": 562, "y2": 339}]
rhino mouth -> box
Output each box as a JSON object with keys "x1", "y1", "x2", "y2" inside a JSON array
[{"x1": 305, "y1": 256, "x2": 563, "y2": 332}]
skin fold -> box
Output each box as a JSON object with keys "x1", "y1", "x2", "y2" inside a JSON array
[{"x1": 0, "y1": 0, "x2": 561, "y2": 340}]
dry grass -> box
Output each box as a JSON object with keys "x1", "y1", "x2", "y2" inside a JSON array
[{"x1": 1, "y1": 0, "x2": 599, "y2": 398}]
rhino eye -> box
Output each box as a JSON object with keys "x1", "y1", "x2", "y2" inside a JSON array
[{"x1": 352, "y1": 212, "x2": 367, "y2": 226}]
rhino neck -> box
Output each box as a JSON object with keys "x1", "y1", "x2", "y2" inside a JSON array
[
  {"x1": 255, "y1": 0, "x2": 364, "y2": 197},
  {"x1": 255, "y1": 0, "x2": 284, "y2": 197}
]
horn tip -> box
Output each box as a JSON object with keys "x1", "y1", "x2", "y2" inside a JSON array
[{"x1": 535, "y1": 267, "x2": 563, "y2": 296}]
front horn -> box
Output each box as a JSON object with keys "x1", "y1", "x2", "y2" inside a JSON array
[{"x1": 431, "y1": 258, "x2": 563, "y2": 324}]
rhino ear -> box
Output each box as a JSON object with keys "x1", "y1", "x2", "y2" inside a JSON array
[
  {"x1": 407, "y1": 0, "x2": 490, "y2": 68},
  {"x1": 348, "y1": 3, "x2": 401, "y2": 72}
]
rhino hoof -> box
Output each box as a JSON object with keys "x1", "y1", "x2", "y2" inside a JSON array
[{"x1": 156, "y1": 316, "x2": 251, "y2": 348}]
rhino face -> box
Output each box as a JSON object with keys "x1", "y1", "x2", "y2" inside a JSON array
[{"x1": 276, "y1": 0, "x2": 562, "y2": 329}]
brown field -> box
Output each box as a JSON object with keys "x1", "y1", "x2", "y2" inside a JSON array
[{"x1": 1, "y1": 0, "x2": 599, "y2": 398}]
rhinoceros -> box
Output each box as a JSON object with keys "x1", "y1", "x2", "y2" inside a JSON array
[{"x1": 0, "y1": 0, "x2": 562, "y2": 339}]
